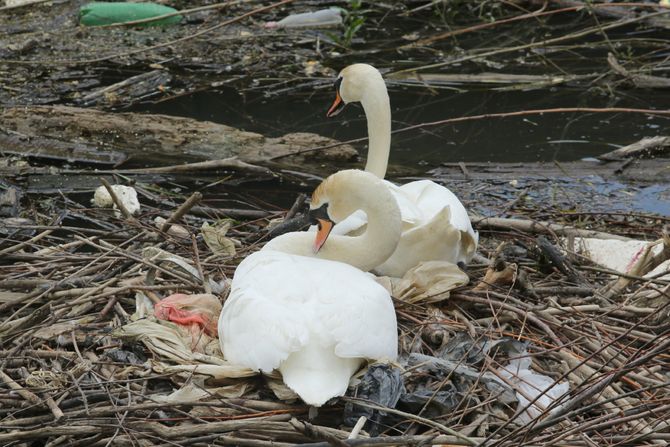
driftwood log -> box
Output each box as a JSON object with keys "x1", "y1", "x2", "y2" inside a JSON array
[
  {"x1": 0, "y1": 105, "x2": 358, "y2": 168},
  {"x1": 430, "y1": 158, "x2": 670, "y2": 183},
  {"x1": 597, "y1": 136, "x2": 670, "y2": 162}
]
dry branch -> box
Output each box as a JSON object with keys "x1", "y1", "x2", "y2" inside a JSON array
[
  {"x1": 598, "y1": 136, "x2": 670, "y2": 161},
  {"x1": 473, "y1": 216, "x2": 631, "y2": 240}
]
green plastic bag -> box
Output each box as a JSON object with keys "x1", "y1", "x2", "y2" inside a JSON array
[{"x1": 80, "y1": 2, "x2": 182, "y2": 27}]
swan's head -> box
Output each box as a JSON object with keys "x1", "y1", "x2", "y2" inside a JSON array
[
  {"x1": 308, "y1": 169, "x2": 392, "y2": 252},
  {"x1": 327, "y1": 63, "x2": 385, "y2": 117}
]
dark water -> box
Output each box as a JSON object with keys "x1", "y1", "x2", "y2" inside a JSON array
[
  {"x1": 127, "y1": 7, "x2": 670, "y2": 169},
  {"x1": 123, "y1": 7, "x2": 670, "y2": 214},
  {"x1": 134, "y1": 85, "x2": 667, "y2": 168},
  {"x1": 126, "y1": 7, "x2": 670, "y2": 168}
]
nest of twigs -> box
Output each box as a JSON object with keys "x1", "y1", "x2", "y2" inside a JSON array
[{"x1": 1, "y1": 174, "x2": 669, "y2": 447}]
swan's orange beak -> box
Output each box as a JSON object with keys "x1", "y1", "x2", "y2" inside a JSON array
[
  {"x1": 327, "y1": 91, "x2": 346, "y2": 117},
  {"x1": 313, "y1": 218, "x2": 334, "y2": 253}
]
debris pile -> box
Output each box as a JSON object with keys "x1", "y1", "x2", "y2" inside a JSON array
[{"x1": 1, "y1": 169, "x2": 668, "y2": 446}]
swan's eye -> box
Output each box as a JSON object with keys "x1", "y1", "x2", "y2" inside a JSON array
[
  {"x1": 317, "y1": 221, "x2": 322, "y2": 231},
  {"x1": 334, "y1": 77, "x2": 342, "y2": 92},
  {"x1": 308, "y1": 203, "x2": 329, "y2": 226}
]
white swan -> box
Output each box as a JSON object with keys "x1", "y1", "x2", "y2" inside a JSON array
[
  {"x1": 326, "y1": 63, "x2": 478, "y2": 278},
  {"x1": 219, "y1": 169, "x2": 399, "y2": 407}
]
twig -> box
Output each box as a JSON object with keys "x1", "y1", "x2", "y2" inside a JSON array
[
  {"x1": 474, "y1": 216, "x2": 631, "y2": 241},
  {"x1": 536, "y1": 236, "x2": 589, "y2": 285},
  {"x1": 391, "y1": 9, "x2": 670, "y2": 75},
  {"x1": 0, "y1": 229, "x2": 53, "y2": 256},
  {"x1": 161, "y1": 192, "x2": 202, "y2": 233},
  {"x1": 0, "y1": 369, "x2": 63, "y2": 420},
  {"x1": 290, "y1": 418, "x2": 348, "y2": 447},
  {"x1": 99, "y1": 178, "x2": 134, "y2": 220},
  {"x1": 598, "y1": 135, "x2": 670, "y2": 161},
  {"x1": 341, "y1": 398, "x2": 479, "y2": 446}
]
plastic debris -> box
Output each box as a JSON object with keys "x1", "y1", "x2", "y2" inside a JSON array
[
  {"x1": 153, "y1": 381, "x2": 248, "y2": 403},
  {"x1": 80, "y1": 2, "x2": 182, "y2": 27},
  {"x1": 404, "y1": 353, "x2": 516, "y2": 411},
  {"x1": 344, "y1": 364, "x2": 405, "y2": 434},
  {"x1": 497, "y1": 355, "x2": 570, "y2": 424},
  {"x1": 104, "y1": 348, "x2": 146, "y2": 365},
  {"x1": 92, "y1": 184, "x2": 140, "y2": 217},
  {"x1": 264, "y1": 8, "x2": 342, "y2": 29},
  {"x1": 570, "y1": 237, "x2": 670, "y2": 279},
  {"x1": 438, "y1": 332, "x2": 528, "y2": 365},
  {"x1": 114, "y1": 319, "x2": 222, "y2": 366},
  {"x1": 154, "y1": 293, "x2": 222, "y2": 337}
]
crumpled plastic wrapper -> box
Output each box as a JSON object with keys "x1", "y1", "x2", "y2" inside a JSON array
[
  {"x1": 153, "y1": 293, "x2": 222, "y2": 352},
  {"x1": 152, "y1": 381, "x2": 250, "y2": 403},
  {"x1": 498, "y1": 355, "x2": 570, "y2": 424},
  {"x1": 376, "y1": 260, "x2": 469, "y2": 304},
  {"x1": 113, "y1": 319, "x2": 255, "y2": 386},
  {"x1": 344, "y1": 363, "x2": 405, "y2": 435},
  {"x1": 154, "y1": 293, "x2": 222, "y2": 336}
]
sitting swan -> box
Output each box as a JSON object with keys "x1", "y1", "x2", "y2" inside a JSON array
[
  {"x1": 326, "y1": 63, "x2": 478, "y2": 278},
  {"x1": 218, "y1": 170, "x2": 399, "y2": 407}
]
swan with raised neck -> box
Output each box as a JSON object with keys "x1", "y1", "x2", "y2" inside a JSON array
[
  {"x1": 327, "y1": 64, "x2": 391, "y2": 179},
  {"x1": 262, "y1": 169, "x2": 401, "y2": 271},
  {"x1": 324, "y1": 63, "x2": 479, "y2": 276}
]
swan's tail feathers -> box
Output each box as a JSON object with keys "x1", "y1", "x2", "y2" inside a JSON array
[{"x1": 278, "y1": 342, "x2": 362, "y2": 407}]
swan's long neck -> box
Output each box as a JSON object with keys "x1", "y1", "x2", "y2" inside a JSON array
[
  {"x1": 263, "y1": 173, "x2": 401, "y2": 271},
  {"x1": 361, "y1": 85, "x2": 391, "y2": 179},
  {"x1": 316, "y1": 193, "x2": 399, "y2": 270}
]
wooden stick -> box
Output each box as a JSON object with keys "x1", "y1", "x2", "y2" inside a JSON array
[
  {"x1": 99, "y1": 178, "x2": 134, "y2": 220},
  {"x1": 473, "y1": 216, "x2": 631, "y2": 241},
  {"x1": 161, "y1": 191, "x2": 202, "y2": 233},
  {"x1": 0, "y1": 229, "x2": 53, "y2": 256},
  {"x1": 0, "y1": 369, "x2": 63, "y2": 420}
]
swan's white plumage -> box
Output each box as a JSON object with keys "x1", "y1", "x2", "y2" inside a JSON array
[
  {"x1": 331, "y1": 179, "x2": 477, "y2": 277},
  {"x1": 220, "y1": 169, "x2": 400, "y2": 407},
  {"x1": 330, "y1": 64, "x2": 478, "y2": 276},
  {"x1": 219, "y1": 250, "x2": 397, "y2": 406}
]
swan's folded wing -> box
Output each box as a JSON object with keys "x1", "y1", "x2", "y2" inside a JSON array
[
  {"x1": 312, "y1": 265, "x2": 398, "y2": 361},
  {"x1": 221, "y1": 252, "x2": 398, "y2": 371},
  {"x1": 330, "y1": 209, "x2": 367, "y2": 236},
  {"x1": 383, "y1": 180, "x2": 423, "y2": 226},
  {"x1": 374, "y1": 206, "x2": 477, "y2": 276},
  {"x1": 219, "y1": 252, "x2": 310, "y2": 372},
  {"x1": 404, "y1": 206, "x2": 477, "y2": 265},
  {"x1": 398, "y1": 180, "x2": 477, "y2": 241}
]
